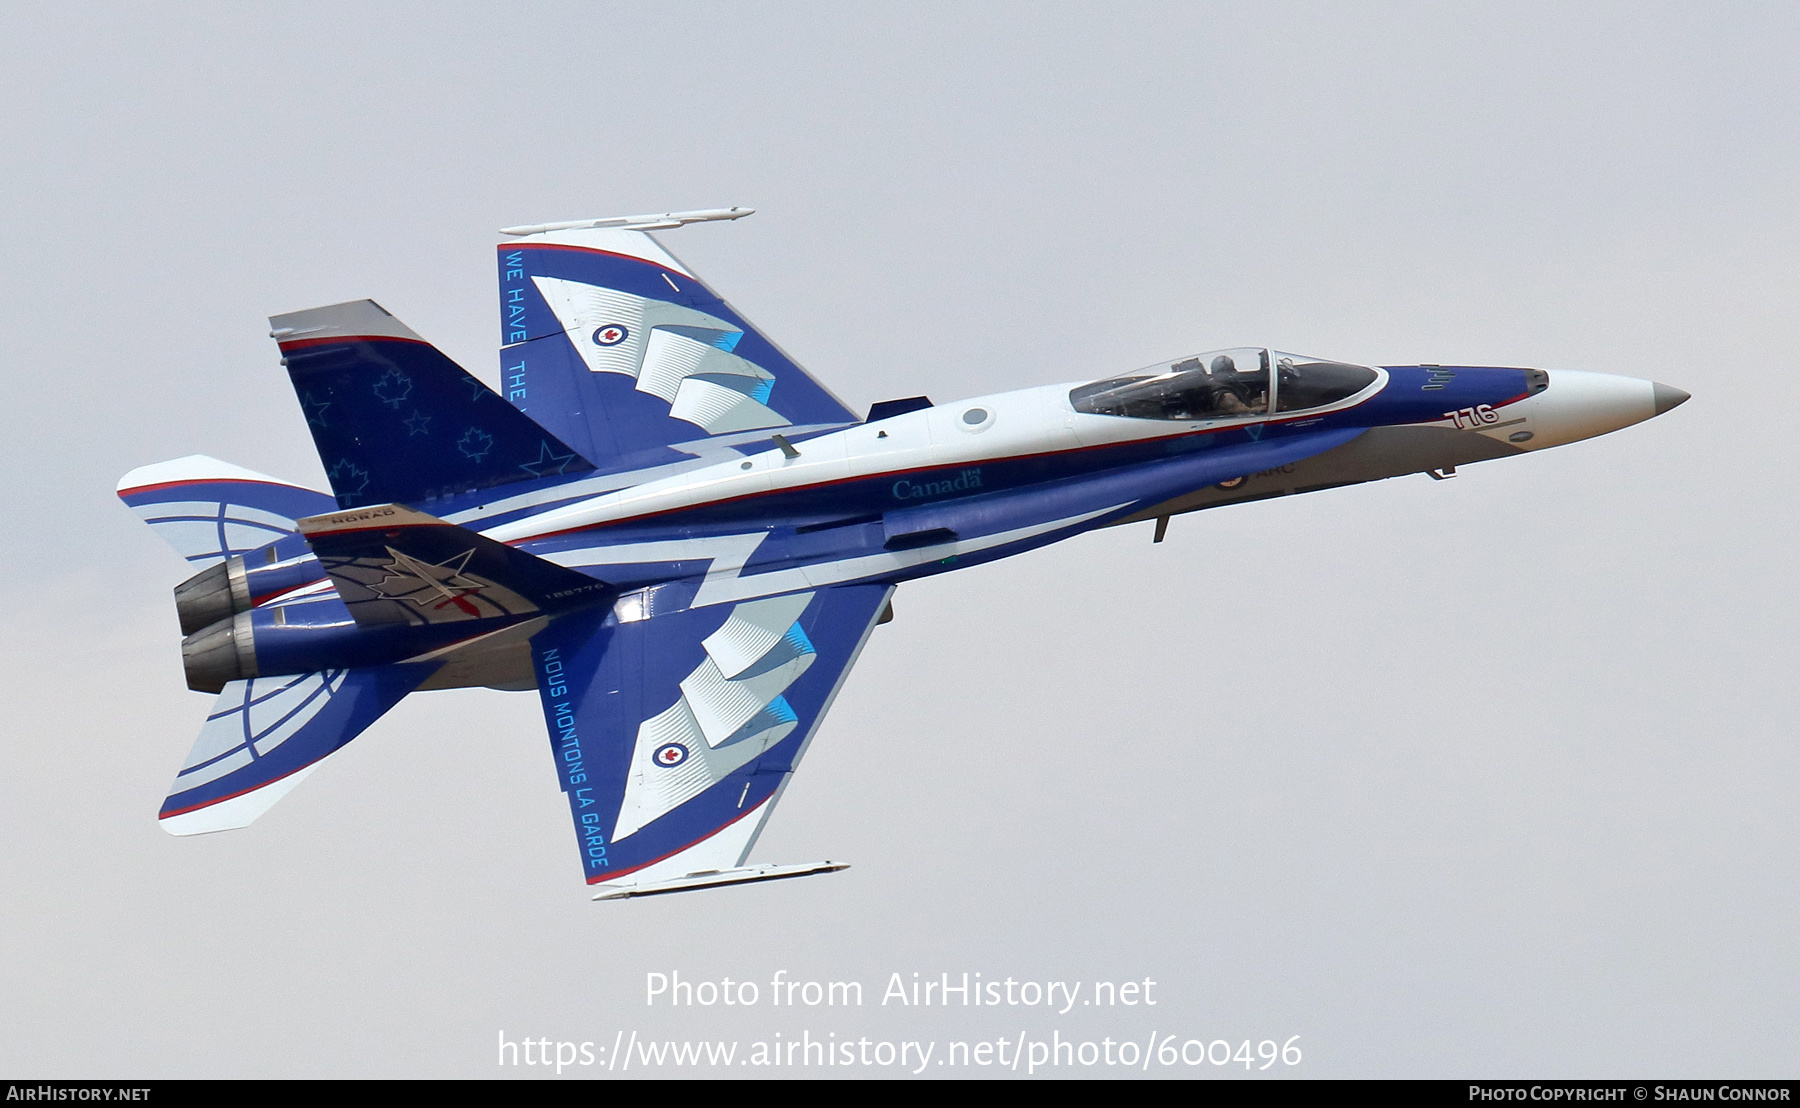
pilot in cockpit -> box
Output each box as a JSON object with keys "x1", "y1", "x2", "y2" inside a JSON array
[{"x1": 1208, "y1": 353, "x2": 1265, "y2": 414}]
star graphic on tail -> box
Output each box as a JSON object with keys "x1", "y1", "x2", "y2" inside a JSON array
[{"x1": 518, "y1": 440, "x2": 581, "y2": 478}]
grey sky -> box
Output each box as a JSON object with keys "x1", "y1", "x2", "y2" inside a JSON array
[{"x1": 1, "y1": 2, "x2": 1795, "y2": 1077}]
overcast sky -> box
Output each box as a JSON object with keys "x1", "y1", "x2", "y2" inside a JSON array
[{"x1": 2, "y1": 1, "x2": 1796, "y2": 1079}]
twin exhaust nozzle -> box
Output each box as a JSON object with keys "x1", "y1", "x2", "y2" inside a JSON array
[{"x1": 174, "y1": 558, "x2": 257, "y2": 692}]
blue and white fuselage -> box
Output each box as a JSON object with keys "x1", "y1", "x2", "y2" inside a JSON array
[
  {"x1": 118, "y1": 209, "x2": 1687, "y2": 900},
  {"x1": 413, "y1": 362, "x2": 1673, "y2": 619}
]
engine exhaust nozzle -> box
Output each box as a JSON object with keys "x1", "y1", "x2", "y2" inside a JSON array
[
  {"x1": 174, "y1": 556, "x2": 252, "y2": 637},
  {"x1": 181, "y1": 611, "x2": 258, "y2": 693}
]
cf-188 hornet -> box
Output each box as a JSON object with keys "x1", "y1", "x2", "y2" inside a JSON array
[{"x1": 119, "y1": 209, "x2": 1689, "y2": 899}]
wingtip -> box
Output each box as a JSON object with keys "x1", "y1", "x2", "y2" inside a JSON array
[
  {"x1": 499, "y1": 207, "x2": 756, "y2": 237},
  {"x1": 590, "y1": 861, "x2": 850, "y2": 901}
]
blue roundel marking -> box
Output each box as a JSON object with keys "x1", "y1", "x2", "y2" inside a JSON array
[
  {"x1": 653, "y1": 743, "x2": 689, "y2": 768},
  {"x1": 592, "y1": 324, "x2": 630, "y2": 347}
]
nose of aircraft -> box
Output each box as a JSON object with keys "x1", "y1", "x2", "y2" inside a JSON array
[{"x1": 1522, "y1": 369, "x2": 1688, "y2": 449}]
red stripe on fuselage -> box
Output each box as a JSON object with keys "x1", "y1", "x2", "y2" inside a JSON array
[
  {"x1": 527, "y1": 397, "x2": 1393, "y2": 541},
  {"x1": 253, "y1": 383, "x2": 1483, "y2": 550},
  {"x1": 252, "y1": 578, "x2": 326, "y2": 605}
]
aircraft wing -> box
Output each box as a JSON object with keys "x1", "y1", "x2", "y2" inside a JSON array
[
  {"x1": 496, "y1": 211, "x2": 860, "y2": 468},
  {"x1": 527, "y1": 583, "x2": 892, "y2": 898}
]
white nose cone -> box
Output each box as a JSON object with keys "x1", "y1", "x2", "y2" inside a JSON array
[{"x1": 1525, "y1": 370, "x2": 1681, "y2": 449}]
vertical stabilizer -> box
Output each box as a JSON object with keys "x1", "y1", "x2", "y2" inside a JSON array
[{"x1": 273, "y1": 300, "x2": 595, "y2": 509}]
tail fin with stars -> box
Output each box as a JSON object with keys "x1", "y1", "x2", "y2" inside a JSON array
[{"x1": 272, "y1": 300, "x2": 596, "y2": 510}]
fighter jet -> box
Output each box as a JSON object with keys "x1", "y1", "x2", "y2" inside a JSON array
[{"x1": 118, "y1": 208, "x2": 1689, "y2": 899}]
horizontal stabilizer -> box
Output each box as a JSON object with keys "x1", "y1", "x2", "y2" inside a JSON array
[
  {"x1": 273, "y1": 299, "x2": 594, "y2": 509},
  {"x1": 592, "y1": 861, "x2": 848, "y2": 901},
  {"x1": 118, "y1": 456, "x2": 335, "y2": 567},
  {"x1": 299, "y1": 504, "x2": 611, "y2": 627},
  {"x1": 160, "y1": 665, "x2": 432, "y2": 834}
]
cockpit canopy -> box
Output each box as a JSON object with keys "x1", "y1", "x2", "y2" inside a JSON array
[{"x1": 1070, "y1": 348, "x2": 1379, "y2": 421}]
